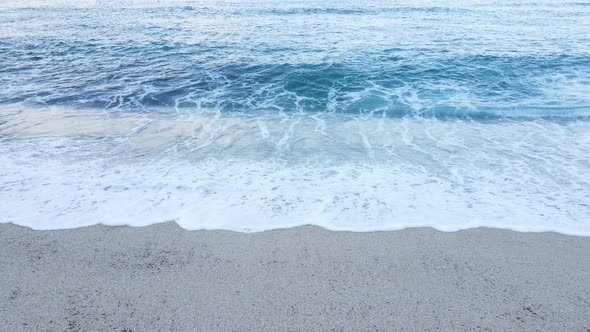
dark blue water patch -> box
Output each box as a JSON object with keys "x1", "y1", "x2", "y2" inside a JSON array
[
  {"x1": 261, "y1": 8, "x2": 373, "y2": 15},
  {"x1": 239, "y1": 6, "x2": 474, "y2": 17},
  {"x1": 1, "y1": 41, "x2": 590, "y2": 117},
  {"x1": 2, "y1": 4, "x2": 472, "y2": 16}
]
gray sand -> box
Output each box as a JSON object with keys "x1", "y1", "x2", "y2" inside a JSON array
[{"x1": 0, "y1": 223, "x2": 589, "y2": 331}]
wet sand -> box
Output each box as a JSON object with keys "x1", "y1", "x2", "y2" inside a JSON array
[{"x1": 0, "y1": 223, "x2": 589, "y2": 331}]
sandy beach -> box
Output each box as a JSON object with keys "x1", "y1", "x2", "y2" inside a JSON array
[{"x1": 1, "y1": 223, "x2": 589, "y2": 331}]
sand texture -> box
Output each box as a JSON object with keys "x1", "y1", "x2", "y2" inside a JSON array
[{"x1": 1, "y1": 223, "x2": 589, "y2": 331}]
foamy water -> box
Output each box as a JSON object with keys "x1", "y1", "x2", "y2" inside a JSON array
[
  {"x1": 1, "y1": 0, "x2": 590, "y2": 234},
  {"x1": 1, "y1": 108, "x2": 589, "y2": 234}
]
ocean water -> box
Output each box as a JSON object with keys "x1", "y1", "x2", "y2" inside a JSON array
[{"x1": 1, "y1": 0, "x2": 589, "y2": 234}]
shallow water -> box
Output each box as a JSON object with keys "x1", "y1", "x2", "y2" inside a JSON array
[{"x1": 1, "y1": 0, "x2": 589, "y2": 234}]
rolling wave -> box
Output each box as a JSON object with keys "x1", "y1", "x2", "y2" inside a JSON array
[{"x1": 1, "y1": 0, "x2": 590, "y2": 234}]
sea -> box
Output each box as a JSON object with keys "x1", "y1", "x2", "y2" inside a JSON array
[{"x1": 1, "y1": 0, "x2": 589, "y2": 234}]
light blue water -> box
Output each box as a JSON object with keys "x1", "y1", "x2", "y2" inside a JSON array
[{"x1": 1, "y1": 0, "x2": 589, "y2": 234}]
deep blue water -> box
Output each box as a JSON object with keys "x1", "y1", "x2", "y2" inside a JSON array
[
  {"x1": 0, "y1": 0, "x2": 589, "y2": 233},
  {"x1": 1, "y1": 0, "x2": 590, "y2": 117}
]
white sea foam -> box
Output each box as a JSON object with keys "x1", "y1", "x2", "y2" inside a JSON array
[{"x1": 1, "y1": 107, "x2": 589, "y2": 235}]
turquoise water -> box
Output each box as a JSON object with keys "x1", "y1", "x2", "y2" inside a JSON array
[
  {"x1": 2, "y1": 0, "x2": 590, "y2": 117},
  {"x1": 1, "y1": 0, "x2": 589, "y2": 234}
]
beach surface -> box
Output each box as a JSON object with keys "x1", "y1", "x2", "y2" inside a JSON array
[{"x1": 0, "y1": 223, "x2": 589, "y2": 331}]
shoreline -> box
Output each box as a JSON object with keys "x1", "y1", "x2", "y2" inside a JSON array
[
  {"x1": 3, "y1": 106, "x2": 589, "y2": 236},
  {"x1": 1, "y1": 222, "x2": 589, "y2": 331}
]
